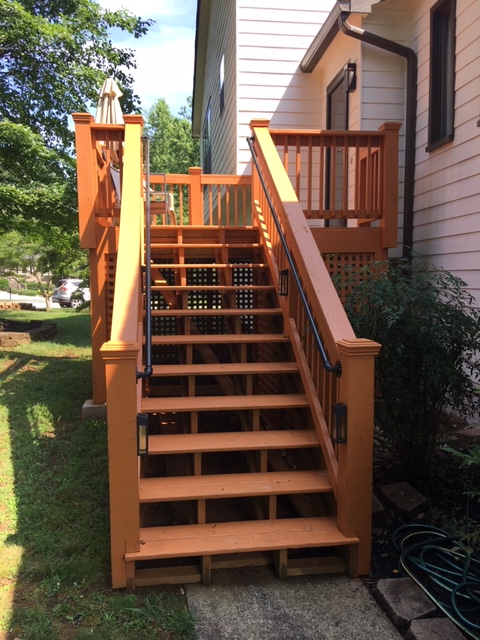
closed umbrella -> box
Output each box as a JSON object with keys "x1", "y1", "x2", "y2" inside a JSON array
[{"x1": 95, "y1": 77, "x2": 124, "y2": 126}]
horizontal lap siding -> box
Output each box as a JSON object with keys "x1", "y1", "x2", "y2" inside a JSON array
[
  {"x1": 361, "y1": 6, "x2": 410, "y2": 256},
  {"x1": 412, "y1": 0, "x2": 480, "y2": 305},
  {"x1": 236, "y1": 0, "x2": 336, "y2": 174},
  {"x1": 202, "y1": 1, "x2": 237, "y2": 175}
]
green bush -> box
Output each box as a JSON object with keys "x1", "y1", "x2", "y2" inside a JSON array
[
  {"x1": 0, "y1": 278, "x2": 8, "y2": 290},
  {"x1": 341, "y1": 257, "x2": 480, "y2": 479}
]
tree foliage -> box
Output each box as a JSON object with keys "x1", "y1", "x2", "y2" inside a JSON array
[
  {"x1": 0, "y1": 0, "x2": 153, "y2": 146},
  {"x1": 0, "y1": 120, "x2": 77, "y2": 232},
  {"x1": 144, "y1": 97, "x2": 200, "y2": 174}
]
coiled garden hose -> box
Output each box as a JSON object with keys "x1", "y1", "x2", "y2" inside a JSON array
[{"x1": 393, "y1": 524, "x2": 480, "y2": 639}]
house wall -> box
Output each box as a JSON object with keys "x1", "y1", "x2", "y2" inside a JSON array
[
  {"x1": 200, "y1": 0, "x2": 238, "y2": 175},
  {"x1": 235, "y1": 0, "x2": 337, "y2": 174},
  {"x1": 411, "y1": 0, "x2": 480, "y2": 305}
]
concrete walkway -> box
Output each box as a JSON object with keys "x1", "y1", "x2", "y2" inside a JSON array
[{"x1": 186, "y1": 567, "x2": 403, "y2": 640}]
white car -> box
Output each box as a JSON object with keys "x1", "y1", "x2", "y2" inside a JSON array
[{"x1": 52, "y1": 279, "x2": 90, "y2": 309}]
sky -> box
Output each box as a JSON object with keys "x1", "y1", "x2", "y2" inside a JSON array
[{"x1": 97, "y1": 0, "x2": 197, "y2": 116}]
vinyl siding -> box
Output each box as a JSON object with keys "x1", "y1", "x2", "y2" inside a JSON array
[
  {"x1": 412, "y1": 0, "x2": 480, "y2": 305},
  {"x1": 200, "y1": 0, "x2": 237, "y2": 175},
  {"x1": 236, "y1": 0, "x2": 337, "y2": 174}
]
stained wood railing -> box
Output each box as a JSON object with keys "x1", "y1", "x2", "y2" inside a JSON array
[
  {"x1": 249, "y1": 119, "x2": 381, "y2": 574},
  {"x1": 269, "y1": 122, "x2": 400, "y2": 248},
  {"x1": 99, "y1": 116, "x2": 144, "y2": 589}
]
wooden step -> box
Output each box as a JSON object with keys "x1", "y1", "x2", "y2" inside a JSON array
[
  {"x1": 147, "y1": 429, "x2": 318, "y2": 455},
  {"x1": 150, "y1": 333, "x2": 289, "y2": 345},
  {"x1": 151, "y1": 262, "x2": 266, "y2": 269},
  {"x1": 150, "y1": 243, "x2": 262, "y2": 249},
  {"x1": 125, "y1": 518, "x2": 359, "y2": 561},
  {"x1": 141, "y1": 393, "x2": 308, "y2": 414},
  {"x1": 151, "y1": 285, "x2": 275, "y2": 292},
  {"x1": 150, "y1": 362, "x2": 298, "y2": 376},
  {"x1": 150, "y1": 308, "x2": 282, "y2": 317},
  {"x1": 140, "y1": 470, "x2": 330, "y2": 503}
]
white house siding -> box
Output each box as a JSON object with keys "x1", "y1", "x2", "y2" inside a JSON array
[
  {"x1": 236, "y1": 0, "x2": 337, "y2": 174},
  {"x1": 412, "y1": 0, "x2": 480, "y2": 305},
  {"x1": 201, "y1": 0, "x2": 238, "y2": 175},
  {"x1": 360, "y1": 4, "x2": 411, "y2": 255}
]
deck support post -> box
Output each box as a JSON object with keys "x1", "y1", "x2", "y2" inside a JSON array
[
  {"x1": 101, "y1": 341, "x2": 141, "y2": 589},
  {"x1": 336, "y1": 338, "x2": 381, "y2": 576},
  {"x1": 188, "y1": 167, "x2": 204, "y2": 225}
]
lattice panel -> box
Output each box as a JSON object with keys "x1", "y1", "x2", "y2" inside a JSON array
[
  {"x1": 232, "y1": 264, "x2": 254, "y2": 333},
  {"x1": 187, "y1": 261, "x2": 224, "y2": 335},
  {"x1": 324, "y1": 252, "x2": 375, "y2": 302}
]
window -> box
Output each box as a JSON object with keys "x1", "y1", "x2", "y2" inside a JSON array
[
  {"x1": 219, "y1": 54, "x2": 225, "y2": 114},
  {"x1": 427, "y1": 0, "x2": 456, "y2": 151},
  {"x1": 202, "y1": 98, "x2": 212, "y2": 174}
]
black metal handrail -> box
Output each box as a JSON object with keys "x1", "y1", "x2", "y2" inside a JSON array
[
  {"x1": 137, "y1": 136, "x2": 153, "y2": 379},
  {"x1": 247, "y1": 135, "x2": 342, "y2": 377}
]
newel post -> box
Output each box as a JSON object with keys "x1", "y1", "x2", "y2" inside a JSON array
[
  {"x1": 249, "y1": 119, "x2": 271, "y2": 205},
  {"x1": 336, "y1": 338, "x2": 381, "y2": 576},
  {"x1": 188, "y1": 167, "x2": 204, "y2": 225},
  {"x1": 101, "y1": 341, "x2": 140, "y2": 589},
  {"x1": 379, "y1": 122, "x2": 401, "y2": 249},
  {"x1": 73, "y1": 113, "x2": 96, "y2": 248}
]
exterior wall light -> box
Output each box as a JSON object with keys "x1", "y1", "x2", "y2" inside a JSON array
[
  {"x1": 279, "y1": 269, "x2": 289, "y2": 296},
  {"x1": 345, "y1": 62, "x2": 357, "y2": 93},
  {"x1": 137, "y1": 413, "x2": 149, "y2": 456},
  {"x1": 332, "y1": 403, "x2": 347, "y2": 443}
]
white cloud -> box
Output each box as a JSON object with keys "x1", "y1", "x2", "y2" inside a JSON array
[{"x1": 97, "y1": 0, "x2": 197, "y2": 113}]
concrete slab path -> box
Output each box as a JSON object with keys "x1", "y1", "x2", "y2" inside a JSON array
[{"x1": 186, "y1": 567, "x2": 403, "y2": 640}]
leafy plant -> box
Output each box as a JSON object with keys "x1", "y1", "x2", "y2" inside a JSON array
[
  {"x1": 340, "y1": 257, "x2": 480, "y2": 478},
  {"x1": 442, "y1": 445, "x2": 480, "y2": 551}
]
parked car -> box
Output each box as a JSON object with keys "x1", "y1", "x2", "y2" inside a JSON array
[{"x1": 51, "y1": 278, "x2": 90, "y2": 309}]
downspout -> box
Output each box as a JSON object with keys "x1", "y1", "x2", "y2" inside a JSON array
[{"x1": 338, "y1": 11, "x2": 417, "y2": 257}]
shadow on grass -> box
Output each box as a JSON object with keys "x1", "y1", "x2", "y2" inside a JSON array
[{"x1": 0, "y1": 311, "x2": 194, "y2": 640}]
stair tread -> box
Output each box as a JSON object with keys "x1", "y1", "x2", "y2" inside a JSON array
[
  {"x1": 148, "y1": 429, "x2": 319, "y2": 454},
  {"x1": 150, "y1": 243, "x2": 262, "y2": 249},
  {"x1": 125, "y1": 517, "x2": 358, "y2": 561},
  {"x1": 150, "y1": 333, "x2": 289, "y2": 345},
  {"x1": 150, "y1": 362, "x2": 298, "y2": 376},
  {"x1": 140, "y1": 470, "x2": 330, "y2": 502},
  {"x1": 151, "y1": 263, "x2": 266, "y2": 269},
  {"x1": 150, "y1": 308, "x2": 282, "y2": 317},
  {"x1": 151, "y1": 285, "x2": 275, "y2": 291},
  {"x1": 141, "y1": 393, "x2": 308, "y2": 413}
]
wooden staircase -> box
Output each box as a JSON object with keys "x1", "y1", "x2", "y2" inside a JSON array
[{"x1": 126, "y1": 225, "x2": 358, "y2": 587}]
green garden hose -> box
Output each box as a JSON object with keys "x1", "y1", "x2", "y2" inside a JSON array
[{"x1": 393, "y1": 524, "x2": 480, "y2": 639}]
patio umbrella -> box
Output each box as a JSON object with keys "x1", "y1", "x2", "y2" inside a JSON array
[
  {"x1": 95, "y1": 77, "x2": 124, "y2": 165},
  {"x1": 95, "y1": 77, "x2": 124, "y2": 126}
]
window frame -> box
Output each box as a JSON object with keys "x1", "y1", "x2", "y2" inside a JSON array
[{"x1": 426, "y1": 0, "x2": 456, "y2": 152}]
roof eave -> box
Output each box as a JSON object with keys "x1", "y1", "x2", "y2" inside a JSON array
[{"x1": 300, "y1": 3, "x2": 342, "y2": 73}]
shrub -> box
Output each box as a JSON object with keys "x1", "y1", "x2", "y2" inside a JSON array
[
  {"x1": 0, "y1": 278, "x2": 8, "y2": 290},
  {"x1": 341, "y1": 257, "x2": 480, "y2": 479}
]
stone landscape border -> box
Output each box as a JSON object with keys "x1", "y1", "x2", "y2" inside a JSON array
[{"x1": 0, "y1": 318, "x2": 57, "y2": 347}]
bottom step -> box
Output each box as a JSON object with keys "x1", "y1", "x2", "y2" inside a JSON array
[{"x1": 126, "y1": 517, "x2": 358, "y2": 562}]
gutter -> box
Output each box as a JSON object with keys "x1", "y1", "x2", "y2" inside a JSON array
[{"x1": 338, "y1": 10, "x2": 417, "y2": 257}]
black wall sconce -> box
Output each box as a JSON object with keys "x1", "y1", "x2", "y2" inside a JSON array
[
  {"x1": 344, "y1": 62, "x2": 357, "y2": 94},
  {"x1": 332, "y1": 403, "x2": 347, "y2": 443},
  {"x1": 279, "y1": 269, "x2": 289, "y2": 296},
  {"x1": 137, "y1": 413, "x2": 149, "y2": 456}
]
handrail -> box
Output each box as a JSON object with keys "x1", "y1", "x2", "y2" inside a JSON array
[
  {"x1": 247, "y1": 135, "x2": 341, "y2": 377},
  {"x1": 137, "y1": 136, "x2": 152, "y2": 379}
]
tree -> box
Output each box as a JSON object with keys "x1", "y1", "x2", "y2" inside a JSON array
[
  {"x1": 0, "y1": 0, "x2": 153, "y2": 147},
  {"x1": 0, "y1": 227, "x2": 87, "y2": 309},
  {"x1": 144, "y1": 97, "x2": 200, "y2": 174},
  {"x1": 0, "y1": 120, "x2": 77, "y2": 233}
]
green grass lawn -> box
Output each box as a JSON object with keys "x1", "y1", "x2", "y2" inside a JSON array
[{"x1": 0, "y1": 309, "x2": 195, "y2": 640}]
